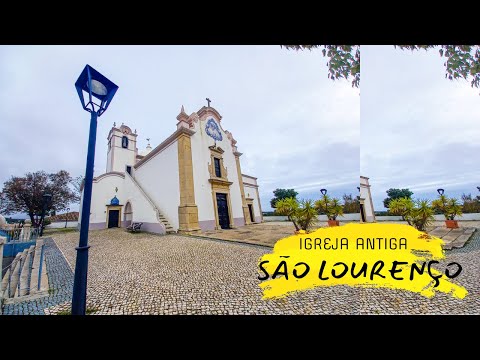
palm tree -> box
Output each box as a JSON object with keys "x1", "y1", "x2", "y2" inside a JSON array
[
  {"x1": 388, "y1": 197, "x2": 414, "y2": 225},
  {"x1": 275, "y1": 197, "x2": 300, "y2": 231},
  {"x1": 412, "y1": 199, "x2": 435, "y2": 231},
  {"x1": 314, "y1": 194, "x2": 332, "y2": 216},
  {"x1": 389, "y1": 197, "x2": 434, "y2": 231},
  {"x1": 432, "y1": 194, "x2": 450, "y2": 220},
  {"x1": 329, "y1": 198, "x2": 344, "y2": 220},
  {"x1": 294, "y1": 199, "x2": 318, "y2": 231},
  {"x1": 446, "y1": 198, "x2": 463, "y2": 220}
]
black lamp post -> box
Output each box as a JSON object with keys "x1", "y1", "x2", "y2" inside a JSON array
[
  {"x1": 320, "y1": 188, "x2": 328, "y2": 216},
  {"x1": 437, "y1": 188, "x2": 447, "y2": 215},
  {"x1": 64, "y1": 207, "x2": 70, "y2": 228},
  {"x1": 39, "y1": 193, "x2": 52, "y2": 237},
  {"x1": 72, "y1": 65, "x2": 118, "y2": 315},
  {"x1": 477, "y1": 186, "x2": 480, "y2": 192}
]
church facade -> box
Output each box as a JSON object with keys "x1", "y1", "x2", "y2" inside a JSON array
[{"x1": 78, "y1": 105, "x2": 263, "y2": 234}]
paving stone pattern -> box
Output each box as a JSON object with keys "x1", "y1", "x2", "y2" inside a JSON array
[
  {"x1": 355, "y1": 231, "x2": 480, "y2": 314},
  {"x1": 43, "y1": 228, "x2": 479, "y2": 315},
  {"x1": 2, "y1": 238, "x2": 73, "y2": 315}
]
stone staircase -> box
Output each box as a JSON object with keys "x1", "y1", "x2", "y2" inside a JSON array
[
  {"x1": 1, "y1": 239, "x2": 48, "y2": 302},
  {"x1": 125, "y1": 172, "x2": 176, "y2": 234},
  {"x1": 157, "y1": 213, "x2": 175, "y2": 234}
]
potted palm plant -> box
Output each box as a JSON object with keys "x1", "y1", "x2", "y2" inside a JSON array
[
  {"x1": 326, "y1": 198, "x2": 344, "y2": 226},
  {"x1": 315, "y1": 190, "x2": 344, "y2": 226},
  {"x1": 432, "y1": 192, "x2": 462, "y2": 229},
  {"x1": 444, "y1": 198, "x2": 462, "y2": 228}
]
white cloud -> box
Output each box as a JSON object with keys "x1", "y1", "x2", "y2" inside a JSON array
[
  {"x1": 361, "y1": 45, "x2": 480, "y2": 210},
  {"x1": 0, "y1": 45, "x2": 359, "y2": 213}
]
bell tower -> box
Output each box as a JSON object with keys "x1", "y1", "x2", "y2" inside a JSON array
[{"x1": 106, "y1": 123, "x2": 138, "y2": 173}]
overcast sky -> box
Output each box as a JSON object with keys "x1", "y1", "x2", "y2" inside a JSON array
[
  {"x1": 361, "y1": 45, "x2": 480, "y2": 210},
  {"x1": 0, "y1": 45, "x2": 360, "y2": 215}
]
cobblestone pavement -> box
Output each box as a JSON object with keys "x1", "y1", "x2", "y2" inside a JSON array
[
  {"x1": 43, "y1": 228, "x2": 479, "y2": 315},
  {"x1": 200, "y1": 221, "x2": 358, "y2": 247},
  {"x1": 199, "y1": 223, "x2": 296, "y2": 247},
  {"x1": 355, "y1": 231, "x2": 480, "y2": 314},
  {"x1": 2, "y1": 238, "x2": 73, "y2": 315}
]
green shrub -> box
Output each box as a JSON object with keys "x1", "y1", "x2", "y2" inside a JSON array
[
  {"x1": 388, "y1": 197, "x2": 434, "y2": 231},
  {"x1": 432, "y1": 195, "x2": 463, "y2": 220}
]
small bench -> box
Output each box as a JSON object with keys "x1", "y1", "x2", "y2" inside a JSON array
[{"x1": 126, "y1": 222, "x2": 143, "y2": 232}]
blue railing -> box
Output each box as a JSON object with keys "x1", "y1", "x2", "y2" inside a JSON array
[
  {"x1": 0, "y1": 227, "x2": 40, "y2": 243},
  {"x1": 1, "y1": 227, "x2": 40, "y2": 258},
  {"x1": 37, "y1": 243, "x2": 45, "y2": 291},
  {"x1": 1, "y1": 242, "x2": 46, "y2": 299}
]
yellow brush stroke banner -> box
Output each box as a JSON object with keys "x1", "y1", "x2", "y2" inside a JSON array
[{"x1": 258, "y1": 223, "x2": 467, "y2": 300}]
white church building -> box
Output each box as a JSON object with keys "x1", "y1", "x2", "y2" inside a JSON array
[{"x1": 79, "y1": 104, "x2": 263, "y2": 235}]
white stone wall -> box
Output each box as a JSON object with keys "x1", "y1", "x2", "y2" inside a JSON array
[
  {"x1": 78, "y1": 186, "x2": 84, "y2": 228},
  {"x1": 106, "y1": 142, "x2": 113, "y2": 173},
  {"x1": 48, "y1": 221, "x2": 79, "y2": 229},
  {"x1": 242, "y1": 175, "x2": 262, "y2": 221},
  {"x1": 88, "y1": 173, "x2": 126, "y2": 228},
  {"x1": 190, "y1": 116, "x2": 244, "y2": 223},
  {"x1": 134, "y1": 140, "x2": 180, "y2": 230},
  {"x1": 376, "y1": 214, "x2": 480, "y2": 221},
  {"x1": 123, "y1": 173, "x2": 161, "y2": 226},
  {"x1": 264, "y1": 214, "x2": 362, "y2": 222},
  {"x1": 106, "y1": 130, "x2": 137, "y2": 173}
]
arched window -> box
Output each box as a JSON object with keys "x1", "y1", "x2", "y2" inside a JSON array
[{"x1": 122, "y1": 136, "x2": 129, "y2": 149}]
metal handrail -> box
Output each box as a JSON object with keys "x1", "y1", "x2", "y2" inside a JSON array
[
  {"x1": 0, "y1": 227, "x2": 40, "y2": 243},
  {"x1": 37, "y1": 243, "x2": 45, "y2": 291},
  {"x1": 1, "y1": 260, "x2": 14, "y2": 299},
  {"x1": 6, "y1": 258, "x2": 18, "y2": 298},
  {"x1": 124, "y1": 171, "x2": 173, "y2": 229},
  {"x1": 2, "y1": 261, "x2": 13, "y2": 273},
  {"x1": 16, "y1": 257, "x2": 22, "y2": 296}
]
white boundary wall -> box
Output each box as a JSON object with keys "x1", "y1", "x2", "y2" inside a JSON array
[
  {"x1": 264, "y1": 213, "x2": 361, "y2": 222},
  {"x1": 376, "y1": 213, "x2": 480, "y2": 221}
]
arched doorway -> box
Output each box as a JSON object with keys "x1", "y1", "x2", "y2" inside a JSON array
[{"x1": 124, "y1": 202, "x2": 133, "y2": 228}]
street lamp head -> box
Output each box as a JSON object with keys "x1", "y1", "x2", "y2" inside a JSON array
[
  {"x1": 477, "y1": 186, "x2": 480, "y2": 192},
  {"x1": 437, "y1": 188, "x2": 444, "y2": 196},
  {"x1": 320, "y1": 189, "x2": 327, "y2": 195},
  {"x1": 75, "y1": 64, "x2": 118, "y2": 117},
  {"x1": 357, "y1": 186, "x2": 360, "y2": 192}
]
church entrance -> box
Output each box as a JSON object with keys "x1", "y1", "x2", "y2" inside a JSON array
[
  {"x1": 108, "y1": 210, "x2": 120, "y2": 228},
  {"x1": 216, "y1": 193, "x2": 230, "y2": 229},
  {"x1": 248, "y1": 204, "x2": 255, "y2": 223}
]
